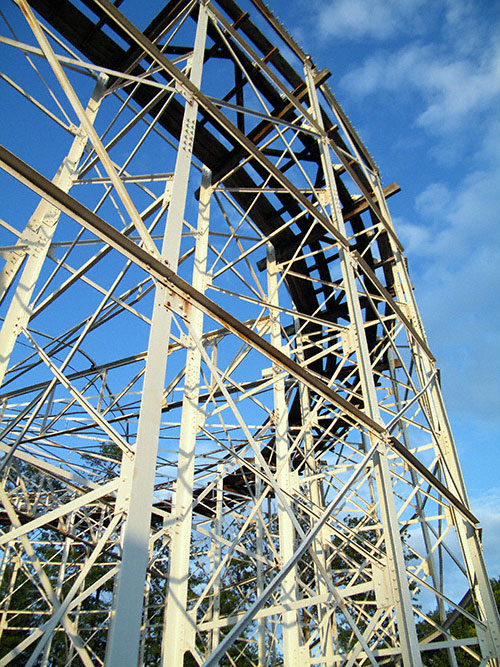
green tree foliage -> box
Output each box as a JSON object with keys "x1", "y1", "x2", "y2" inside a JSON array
[
  {"x1": 2, "y1": 472, "x2": 498, "y2": 667},
  {"x1": 0, "y1": 524, "x2": 259, "y2": 666},
  {"x1": 416, "y1": 577, "x2": 500, "y2": 666},
  {"x1": 0, "y1": 526, "x2": 116, "y2": 665}
]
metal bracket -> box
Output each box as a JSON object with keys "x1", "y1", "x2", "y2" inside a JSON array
[
  {"x1": 165, "y1": 288, "x2": 192, "y2": 321},
  {"x1": 341, "y1": 325, "x2": 356, "y2": 356},
  {"x1": 373, "y1": 562, "x2": 393, "y2": 609}
]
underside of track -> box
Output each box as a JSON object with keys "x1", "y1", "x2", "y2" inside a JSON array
[{"x1": 0, "y1": 1, "x2": 499, "y2": 665}]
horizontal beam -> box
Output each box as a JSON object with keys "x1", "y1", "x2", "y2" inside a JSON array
[
  {"x1": 388, "y1": 436, "x2": 477, "y2": 525},
  {"x1": 353, "y1": 250, "x2": 435, "y2": 362},
  {"x1": 0, "y1": 145, "x2": 477, "y2": 529},
  {"x1": 90, "y1": 0, "x2": 354, "y2": 252},
  {"x1": 0, "y1": 478, "x2": 119, "y2": 547},
  {"x1": 343, "y1": 182, "x2": 400, "y2": 220},
  {"x1": 0, "y1": 144, "x2": 384, "y2": 439}
]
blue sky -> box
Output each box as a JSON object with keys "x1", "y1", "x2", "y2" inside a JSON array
[
  {"x1": 273, "y1": 0, "x2": 500, "y2": 577},
  {"x1": 0, "y1": 0, "x2": 498, "y2": 579}
]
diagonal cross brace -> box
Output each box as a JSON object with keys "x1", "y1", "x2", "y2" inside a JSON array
[
  {"x1": 0, "y1": 144, "x2": 383, "y2": 438},
  {"x1": 0, "y1": 145, "x2": 478, "y2": 530}
]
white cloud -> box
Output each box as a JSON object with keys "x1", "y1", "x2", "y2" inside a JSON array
[
  {"x1": 340, "y1": 42, "x2": 500, "y2": 134},
  {"x1": 416, "y1": 51, "x2": 500, "y2": 132},
  {"x1": 410, "y1": 169, "x2": 500, "y2": 260},
  {"x1": 415, "y1": 183, "x2": 451, "y2": 218},
  {"x1": 471, "y1": 488, "x2": 500, "y2": 577},
  {"x1": 394, "y1": 216, "x2": 432, "y2": 257},
  {"x1": 443, "y1": 0, "x2": 485, "y2": 55},
  {"x1": 331, "y1": 0, "x2": 500, "y2": 138},
  {"x1": 304, "y1": 0, "x2": 500, "y2": 586},
  {"x1": 477, "y1": 114, "x2": 500, "y2": 167},
  {"x1": 401, "y1": 165, "x2": 500, "y2": 424},
  {"x1": 316, "y1": 0, "x2": 426, "y2": 41}
]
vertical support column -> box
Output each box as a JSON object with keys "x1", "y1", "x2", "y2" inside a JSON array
[
  {"x1": 0, "y1": 75, "x2": 107, "y2": 388},
  {"x1": 305, "y1": 62, "x2": 423, "y2": 667},
  {"x1": 18, "y1": 0, "x2": 157, "y2": 256},
  {"x1": 374, "y1": 182, "x2": 500, "y2": 662},
  {"x1": 161, "y1": 166, "x2": 212, "y2": 666},
  {"x1": 105, "y1": 8, "x2": 209, "y2": 666},
  {"x1": 387, "y1": 355, "x2": 460, "y2": 667},
  {"x1": 256, "y1": 471, "x2": 266, "y2": 666},
  {"x1": 40, "y1": 519, "x2": 74, "y2": 667},
  {"x1": 138, "y1": 535, "x2": 153, "y2": 667},
  {"x1": 0, "y1": 545, "x2": 18, "y2": 643},
  {"x1": 267, "y1": 244, "x2": 302, "y2": 667},
  {"x1": 294, "y1": 322, "x2": 335, "y2": 663},
  {"x1": 210, "y1": 463, "x2": 224, "y2": 654}
]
